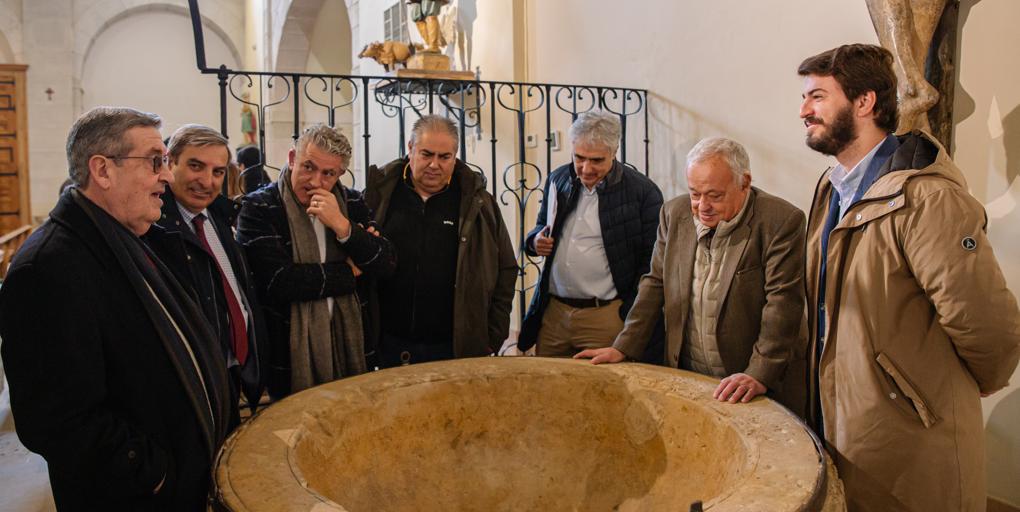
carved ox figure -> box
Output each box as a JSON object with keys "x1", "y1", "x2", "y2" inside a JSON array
[{"x1": 357, "y1": 41, "x2": 422, "y2": 72}]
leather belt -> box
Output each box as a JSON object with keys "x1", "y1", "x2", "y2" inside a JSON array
[{"x1": 552, "y1": 295, "x2": 616, "y2": 309}]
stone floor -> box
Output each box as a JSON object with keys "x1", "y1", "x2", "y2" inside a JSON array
[{"x1": 0, "y1": 381, "x2": 56, "y2": 512}]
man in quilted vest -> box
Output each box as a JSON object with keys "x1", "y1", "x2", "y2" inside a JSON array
[{"x1": 518, "y1": 111, "x2": 663, "y2": 358}]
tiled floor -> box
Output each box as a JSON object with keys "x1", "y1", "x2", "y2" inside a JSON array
[{"x1": 0, "y1": 383, "x2": 56, "y2": 512}]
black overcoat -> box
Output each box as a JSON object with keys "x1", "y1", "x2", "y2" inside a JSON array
[{"x1": 0, "y1": 193, "x2": 223, "y2": 510}]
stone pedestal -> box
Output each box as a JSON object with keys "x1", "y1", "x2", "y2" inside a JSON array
[
  {"x1": 392, "y1": 67, "x2": 476, "y2": 81},
  {"x1": 406, "y1": 51, "x2": 450, "y2": 71},
  {"x1": 389, "y1": 51, "x2": 475, "y2": 81}
]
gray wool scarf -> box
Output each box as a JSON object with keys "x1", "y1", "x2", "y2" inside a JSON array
[{"x1": 279, "y1": 166, "x2": 366, "y2": 393}]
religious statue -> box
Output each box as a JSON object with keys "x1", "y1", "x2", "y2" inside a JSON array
[
  {"x1": 866, "y1": 0, "x2": 950, "y2": 135},
  {"x1": 408, "y1": 0, "x2": 449, "y2": 53},
  {"x1": 240, "y1": 93, "x2": 258, "y2": 145}
]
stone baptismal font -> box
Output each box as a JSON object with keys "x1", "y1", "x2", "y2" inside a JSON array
[{"x1": 213, "y1": 358, "x2": 846, "y2": 511}]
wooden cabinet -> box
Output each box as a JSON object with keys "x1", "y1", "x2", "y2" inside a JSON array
[{"x1": 0, "y1": 64, "x2": 30, "y2": 234}]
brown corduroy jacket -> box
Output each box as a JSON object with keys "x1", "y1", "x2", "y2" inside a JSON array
[{"x1": 614, "y1": 187, "x2": 808, "y2": 410}]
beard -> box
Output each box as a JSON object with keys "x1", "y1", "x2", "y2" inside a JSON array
[{"x1": 805, "y1": 104, "x2": 856, "y2": 156}]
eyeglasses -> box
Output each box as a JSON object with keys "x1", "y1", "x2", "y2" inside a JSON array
[{"x1": 104, "y1": 154, "x2": 170, "y2": 174}]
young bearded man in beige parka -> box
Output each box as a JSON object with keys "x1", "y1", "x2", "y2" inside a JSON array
[{"x1": 798, "y1": 43, "x2": 1020, "y2": 511}]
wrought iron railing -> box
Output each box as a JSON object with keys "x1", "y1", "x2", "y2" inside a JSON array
[{"x1": 187, "y1": 0, "x2": 650, "y2": 327}]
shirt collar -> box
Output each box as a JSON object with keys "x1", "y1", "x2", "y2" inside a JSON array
[
  {"x1": 829, "y1": 137, "x2": 885, "y2": 201},
  {"x1": 177, "y1": 202, "x2": 208, "y2": 230}
]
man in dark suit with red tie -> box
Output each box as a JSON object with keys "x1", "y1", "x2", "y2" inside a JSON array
[{"x1": 145, "y1": 124, "x2": 267, "y2": 428}]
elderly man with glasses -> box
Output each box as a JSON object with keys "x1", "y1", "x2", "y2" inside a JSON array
[
  {"x1": 0, "y1": 106, "x2": 233, "y2": 509},
  {"x1": 237, "y1": 123, "x2": 396, "y2": 399}
]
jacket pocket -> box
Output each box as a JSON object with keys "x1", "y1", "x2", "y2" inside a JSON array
[{"x1": 876, "y1": 353, "x2": 940, "y2": 428}]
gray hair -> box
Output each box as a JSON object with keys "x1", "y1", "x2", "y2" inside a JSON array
[
  {"x1": 409, "y1": 114, "x2": 459, "y2": 150},
  {"x1": 295, "y1": 123, "x2": 352, "y2": 160},
  {"x1": 685, "y1": 137, "x2": 751, "y2": 184},
  {"x1": 67, "y1": 106, "x2": 162, "y2": 187},
  {"x1": 568, "y1": 111, "x2": 621, "y2": 153},
  {"x1": 167, "y1": 124, "x2": 230, "y2": 164}
]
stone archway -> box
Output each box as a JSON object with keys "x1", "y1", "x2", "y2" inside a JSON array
[
  {"x1": 271, "y1": 0, "x2": 357, "y2": 73},
  {"x1": 77, "y1": 2, "x2": 242, "y2": 78},
  {"x1": 274, "y1": 0, "x2": 326, "y2": 73},
  {"x1": 78, "y1": 5, "x2": 244, "y2": 142},
  {"x1": 261, "y1": 0, "x2": 357, "y2": 175},
  {"x1": 73, "y1": 0, "x2": 243, "y2": 115}
]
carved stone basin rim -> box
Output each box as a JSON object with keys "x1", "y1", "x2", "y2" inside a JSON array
[{"x1": 213, "y1": 357, "x2": 843, "y2": 511}]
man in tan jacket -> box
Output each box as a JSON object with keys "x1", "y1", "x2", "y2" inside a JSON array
[
  {"x1": 798, "y1": 43, "x2": 1020, "y2": 511},
  {"x1": 576, "y1": 137, "x2": 807, "y2": 407}
]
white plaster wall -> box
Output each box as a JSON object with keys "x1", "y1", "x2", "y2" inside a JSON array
[
  {"x1": 525, "y1": 0, "x2": 875, "y2": 206},
  {"x1": 71, "y1": 8, "x2": 242, "y2": 219},
  {"x1": 80, "y1": 10, "x2": 242, "y2": 136},
  {"x1": 0, "y1": 0, "x2": 23, "y2": 62},
  {"x1": 23, "y1": 0, "x2": 75, "y2": 223},
  {"x1": 0, "y1": 34, "x2": 14, "y2": 63},
  {"x1": 19, "y1": 0, "x2": 244, "y2": 220},
  {"x1": 953, "y1": 0, "x2": 1020, "y2": 506},
  {"x1": 73, "y1": 0, "x2": 244, "y2": 81}
]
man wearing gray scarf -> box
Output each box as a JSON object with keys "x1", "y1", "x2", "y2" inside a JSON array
[{"x1": 238, "y1": 124, "x2": 396, "y2": 398}]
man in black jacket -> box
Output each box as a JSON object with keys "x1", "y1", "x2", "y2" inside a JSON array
[
  {"x1": 365, "y1": 115, "x2": 517, "y2": 368},
  {"x1": 237, "y1": 124, "x2": 395, "y2": 399},
  {"x1": 518, "y1": 111, "x2": 663, "y2": 358},
  {"x1": 0, "y1": 107, "x2": 232, "y2": 509},
  {"x1": 145, "y1": 124, "x2": 267, "y2": 426}
]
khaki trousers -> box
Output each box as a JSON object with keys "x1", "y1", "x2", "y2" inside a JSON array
[{"x1": 536, "y1": 297, "x2": 624, "y2": 356}]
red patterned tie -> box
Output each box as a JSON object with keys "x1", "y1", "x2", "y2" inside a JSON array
[{"x1": 193, "y1": 214, "x2": 249, "y2": 365}]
